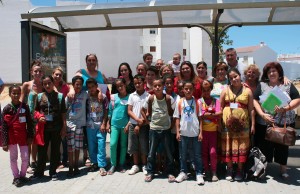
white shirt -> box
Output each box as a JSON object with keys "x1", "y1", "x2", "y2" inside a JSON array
[{"x1": 128, "y1": 91, "x2": 149, "y2": 125}]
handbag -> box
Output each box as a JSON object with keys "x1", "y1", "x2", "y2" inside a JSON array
[{"x1": 265, "y1": 113, "x2": 296, "y2": 146}]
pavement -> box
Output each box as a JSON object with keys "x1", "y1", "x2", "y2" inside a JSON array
[{"x1": 0, "y1": 140, "x2": 299, "y2": 194}]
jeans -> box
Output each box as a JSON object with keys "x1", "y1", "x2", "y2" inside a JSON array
[
  {"x1": 86, "y1": 128, "x2": 107, "y2": 168},
  {"x1": 147, "y1": 129, "x2": 174, "y2": 175},
  {"x1": 179, "y1": 136, "x2": 202, "y2": 175}
]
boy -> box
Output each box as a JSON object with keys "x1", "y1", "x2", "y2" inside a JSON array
[
  {"x1": 145, "y1": 66, "x2": 158, "y2": 95},
  {"x1": 173, "y1": 81, "x2": 205, "y2": 185},
  {"x1": 143, "y1": 53, "x2": 153, "y2": 67},
  {"x1": 127, "y1": 75, "x2": 150, "y2": 175},
  {"x1": 86, "y1": 78, "x2": 109, "y2": 175},
  {"x1": 65, "y1": 76, "x2": 88, "y2": 176},
  {"x1": 142, "y1": 78, "x2": 176, "y2": 183}
]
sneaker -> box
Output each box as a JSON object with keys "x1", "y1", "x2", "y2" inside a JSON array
[
  {"x1": 128, "y1": 165, "x2": 139, "y2": 175},
  {"x1": 175, "y1": 172, "x2": 188, "y2": 183},
  {"x1": 234, "y1": 170, "x2": 243, "y2": 181},
  {"x1": 196, "y1": 174, "x2": 205, "y2": 185},
  {"x1": 51, "y1": 174, "x2": 58, "y2": 181},
  {"x1": 142, "y1": 165, "x2": 147, "y2": 175},
  {"x1": 212, "y1": 173, "x2": 219, "y2": 182},
  {"x1": 225, "y1": 168, "x2": 233, "y2": 181}
]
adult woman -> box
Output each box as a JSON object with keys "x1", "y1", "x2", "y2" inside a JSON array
[
  {"x1": 243, "y1": 64, "x2": 261, "y2": 93},
  {"x1": 253, "y1": 62, "x2": 300, "y2": 179},
  {"x1": 210, "y1": 62, "x2": 228, "y2": 99},
  {"x1": 196, "y1": 61, "x2": 213, "y2": 81},
  {"x1": 21, "y1": 60, "x2": 44, "y2": 173},
  {"x1": 220, "y1": 68, "x2": 255, "y2": 181},
  {"x1": 52, "y1": 67, "x2": 70, "y2": 168},
  {"x1": 173, "y1": 61, "x2": 201, "y2": 99},
  {"x1": 159, "y1": 64, "x2": 174, "y2": 78},
  {"x1": 111, "y1": 62, "x2": 135, "y2": 94}
]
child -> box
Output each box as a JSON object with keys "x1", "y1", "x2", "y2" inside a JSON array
[
  {"x1": 32, "y1": 76, "x2": 67, "y2": 180},
  {"x1": 143, "y1": 53, "x2": 153, "y2": 67},
  {"x1": 171, "y1": 53, "x2": 181, "y2": 77},
  {"x1": 199, "y1": 80, "x2": 222, "y2": 182},
  {"x1": 2, "y1": 85, "x2": 34, "y2": 187},
  {"x1": 173, "y1": 81, "x2": 205, "y2": 185},
  {"x1": 127, "y1": 75, "x2": 149, "y2": 175},
  {"x1": 106, "y1": 78, "x2": 129, "y2": 174},
  {"x1": 145, "y1": 66, "x2": 158, "y2": 95},
  {"x1": 142, "y1": 78, "x2": 176, "y2": 183},
  {"x1": 65, "y1": 76, "x2": 88, "y2": 176},
  {"x1": 86, "y1": 78, "x2": 109, "y2": 175}
]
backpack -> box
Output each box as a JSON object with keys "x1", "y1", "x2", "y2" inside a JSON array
[
  {"x1": 38, "y1": 92, "x2": 63, "y2": 111},
  {"x1": 244, "y1": 147, "x2": 267, "y2": 180},
  {"x1": 147, "y1": 94, "x2": 173, "y2": 118}
]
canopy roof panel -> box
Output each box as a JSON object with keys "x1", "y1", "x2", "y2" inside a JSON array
[{"x1": 21, "y1": 0, "x2": 300, "y2": 32}]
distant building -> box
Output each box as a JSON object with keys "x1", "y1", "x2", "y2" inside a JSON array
[{"x1": 235, "y1": 42, "x2": 277, "y2": 71}]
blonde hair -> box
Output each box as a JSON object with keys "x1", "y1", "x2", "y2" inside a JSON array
[
  {"x1": 244, "y1": 64, "x2": 261, "y2": 82},
  {"x1": 52, "y1": 66, "x2": 64, "y2": 74}
]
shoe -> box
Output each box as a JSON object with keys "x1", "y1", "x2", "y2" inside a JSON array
[
  {"x1": 144, "y1": 174, "x2": 154, "y2": 182},
  {"x1": 27, "y1": 166, "x2": 34, "y2": 174},
  {"x1": 281, "y1": 173, "x2": 289, "y2": 179},
  {"x1": 175, "y1": 172, "x2": 188, "y2": 183},
  {"x1": 142, "y1": 165, "x2": 148, "y2": 175},
  {"x1": 89, "y1": 163, "x2": 99, "y2": 172},
  {"x1": 30, "y1": 162, "x2": 37, "y2": 169},
  {"x1": 119, "y1": 165, "x2": 126, "y2": 173},
  {"x1": 107, "y1": 166, "x2": 116, "y2": 175},
  {"x1": 73, "y1": 168, "x2": 80, "y2": 176},
  {"x1": 128, "y1": 165, "x2": 139, "y2": 175},
  {"x1": 234, "y1": 170, "x2": 243, "y2": 181},
  {"x1": 99, "y1": 168, "x2": 107, "y2": 176},
  {"x1": 225, "y1": 168, "x2": 233, "y2": 181},
  {"x1": 19, "y1": 176, "x2": 30, "y2": 184},
  {"x1": 51, "y1": 174, "x2": 58, "y2": 181},
  {"x1": 196, "y1": 174, "x2": 205, "y2": 185},
  {"x1": 12, "y1": 178, "x2": 23, "y2": 187},
  {"x1": 212, "y1": 172, "x2": 219, "y2": 182}
]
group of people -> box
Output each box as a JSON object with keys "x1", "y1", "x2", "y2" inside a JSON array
[{"x1": 1, "y1": 48, "x2": 299, "y2": 188}]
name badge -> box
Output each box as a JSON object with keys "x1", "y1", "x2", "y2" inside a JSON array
[
  {"x1": 230, "y1": 103, "x2": 238, "y2": 109},
  {"x1": 120, "y1": 100, "x2": 128, "y2": 105},
  {"x1": 19, "y1": 116, "x2": 26, "y2": 123},
  {"x1": 45, "y1": 115, "x2": 53, "y2": 121},
  {"x1": 90, "y1": 112, "x2": 97, "y2": 118},
  {"x1": 183, "y1": 114, "x2": 192, "y2": 122}
]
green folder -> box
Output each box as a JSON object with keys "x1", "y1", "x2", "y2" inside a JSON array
[{"x1": 261, "y1": 93, "x2": 282, "y2": 114}]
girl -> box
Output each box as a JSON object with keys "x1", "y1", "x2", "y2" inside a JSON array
[
  {"x1": 32, "y1": 76, "x2": 67, "y2": 180},
  {"x1": 199, "y1": 80, "x2": 222, "y2": 182},
  {"x1": 21, "y1": 60, "x2": 44, "y2": 173},
  {"x1": 2, "y1": 85, "x2": 34, "y2": 187},
  {"x1": 107, "y1": 78, "x2": 130, "y2": 174}
]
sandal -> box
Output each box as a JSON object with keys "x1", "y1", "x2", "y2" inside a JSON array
[
  {"x1": 107, "y1": 166, "x2": 116, "y2": 175},
  {"x1": 144, "y1": 174, "x2": 154, "y2": 182},
  {"x1": 119, "y1": 166, "x2": 126, "y2": 173},
  {"x1": 89, "y1": 164, "x2": 99, "y2": 172},
  {"x1": 168, "y1": 174, "x2": 176, "y2": 183},
  {"x1": 99, "y1": 168, "x2": 107, "y2": 176}
]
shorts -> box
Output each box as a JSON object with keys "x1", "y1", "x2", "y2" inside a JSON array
[
  {"x1": 128, "y1": 123, "x2": 149, "y2": 155},
  {"x1": 67, "y1": 126, "x2": 84, "y2": 152}
]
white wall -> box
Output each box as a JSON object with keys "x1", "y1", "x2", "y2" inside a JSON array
[
  {"x1": 0, "y1": 0, "x2": 32, "y2": 83},
  {"x1": 160, "y1": 28, "x2": 183, "y2": 63},
  {"x1": 252, "y1": 46, "x2": 277, "y2": 70}
]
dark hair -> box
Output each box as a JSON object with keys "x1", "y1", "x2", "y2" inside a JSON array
[
  {"x1": 213, "y1": 61, "x2": 228, "y2": 74},
  {"x1": 133, "y1": 74, "x2": 145, "y2": 82},
  {"x1": 86, "y1": 78, "x2": 97, "y2": 86},
  {"x1": 42, "y1": 75, "x2": 54, "y2": 84},
  {"x1": 226, "y1": 48, "x2": 236, "y2": 53},
  {"x1": 114, "y1": 77, "x2": 126, "y2": 85},
  {"x1": 118, "y1": 62, "x2": 134, "y2": 82},
  {"x1": 177, "y1": 79, "x2": 185, "y2": 86},
  {"x1": 201, "y1": 80, "x2": 213, "y2": 90},
  {"x1": 72, "y1": 75, "x2": 84, "y2": 85},
  {"x1": 147, "y1": 66, "x2": 159, "y2": 77},
  {"x1": 261, "y1": 62, "x2": 284, "y2": 83},
  {"x1": 196, "y1": 61, "x2": 208, "y2": 69},
  {"x1": 85, "y1": 53, "x2": 98, "y2": 63},
  {"x1": 143, "y1": 53, "x2": 153, "y2": 61},
  {"x1": 153, "y1": 78, "x2": 164, "y2": 85},
  {"x1": 182, "y1": 80, "x2": 194, "y2": 87},
  {"x1": 163, "y1": 74, "x2": 174, "y2": 84},
  {"x1": 9, "y1": 84, "x2": 21, "y2": 94},
  {"x1": 227, "y1": 68, "x2": 241, "y2": 85},
  {"x1": 31, "y1": 60, "x2": 43, "y2": 69},
  {"x1": 180, "y1": 61, "x2": 196, "y2": 81}
]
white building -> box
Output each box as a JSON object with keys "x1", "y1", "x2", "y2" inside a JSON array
[
  {"x1": 235, "y1": 42, "x2": 278, "y2": 71},
  {"x1": 0, "y1": 0, "x2": 211, "y2": 83}
]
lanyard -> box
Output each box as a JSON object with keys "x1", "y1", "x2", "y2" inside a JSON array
[{"x1": 183, "y1": 98, "x2": 194, "y2": 116}]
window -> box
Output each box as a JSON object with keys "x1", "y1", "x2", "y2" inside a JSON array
[
  {"x1": 183, "y1": 49, "x2": 186, "y2": 56},
  {"x1": 150, "y1": 29, "x2": 156, "y2": 34},
  {"x1": 150, "y1": 46, "x2": 156, "y2": 52}
]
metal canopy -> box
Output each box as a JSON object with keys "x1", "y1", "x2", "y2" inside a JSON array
[{"x1": 21, "y1": 0, "x2": 300, "y2": 32}]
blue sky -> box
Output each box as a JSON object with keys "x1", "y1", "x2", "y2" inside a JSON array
[{"x1": 30, "y1": 0, "x2": 300, "y2": 54}]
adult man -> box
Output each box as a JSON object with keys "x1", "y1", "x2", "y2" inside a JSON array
[
  {"x1": 225, "y1": 48, "x2": 247, "y2": 81},
  {"x1": 155, "y1": 59, "x2": 164, "y2": 71}
]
